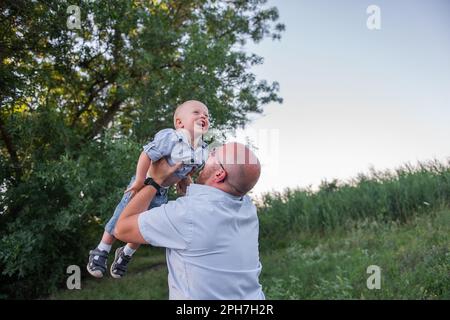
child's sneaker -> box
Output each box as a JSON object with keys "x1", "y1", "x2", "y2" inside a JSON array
[
  {"x1": 87, "y1": 248, "x2": 108, "y2": 278},
  {"x1": 110, "y1": 246, "x2": 132, "y2": 278}
]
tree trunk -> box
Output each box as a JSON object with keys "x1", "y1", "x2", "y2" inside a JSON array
[
  {"x1": 86, "y1": 98, "x2": 124, "y2": 140},
  {"x1": 0, "y1": 115, "x2": 22, "y2": 182}
]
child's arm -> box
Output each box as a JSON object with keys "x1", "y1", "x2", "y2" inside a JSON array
[
  {"x1": 125, "y1": 151, "x2": 151, "y2": 196},
  {"x1": 175, "y1": 168, "x2": 196, "y2": 196},
  {"x1": 135, "y1": 151, "x2": 151, "y2": 182},
  {"x1": 176, "y1": 176, "x2": 192, "y2": 196}
]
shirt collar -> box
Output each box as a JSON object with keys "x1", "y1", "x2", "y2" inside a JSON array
[
  {"x1": 186, "y1": 183, "x2": 243, "y2": 201},
  {"x1": 176, "y1": 129, "x2": 206, "y2": 151}
]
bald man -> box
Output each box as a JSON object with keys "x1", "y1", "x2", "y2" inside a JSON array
[{"x1": 115, "y1": 143, "x2": 265, "y2": 300}]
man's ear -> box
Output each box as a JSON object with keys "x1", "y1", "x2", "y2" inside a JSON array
[{"x1": 214, "y1": 168, "x2": 227, "y2": 183}]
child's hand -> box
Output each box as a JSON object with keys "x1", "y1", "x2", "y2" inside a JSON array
[
  {"x1": 124, "y1": 180, "x2": 145, "y2": 198},
  {"x1": 176, "y1": 176, "x2": 192, "y2": 196}
]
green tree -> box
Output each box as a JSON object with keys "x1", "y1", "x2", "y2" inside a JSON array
[{"x1": 0, "y1": 0, "x2": 284, "y2": 298}]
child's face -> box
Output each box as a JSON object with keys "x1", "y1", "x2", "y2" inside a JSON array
[{"x1": 176, "y1": 103, "x2": 210, "y2": 136}]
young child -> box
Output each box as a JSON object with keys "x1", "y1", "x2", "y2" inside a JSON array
[{"x1": 87, "y1": 100, "x2": 210, "y2": 278}]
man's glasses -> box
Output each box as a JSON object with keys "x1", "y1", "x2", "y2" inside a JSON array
[
  {"x1": 210, "y1": 147, "x2": 244, "y2": 196},
  {"x1": 210, "y1": 148, "x2": 228, "y2": 174},
  {"x1": 211, "y1": 147, "x2": 226, "y2": 172}
]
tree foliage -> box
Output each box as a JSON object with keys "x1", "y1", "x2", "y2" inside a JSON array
[{"x1": 0, "y1": 0, "x2": 283, "y2": 298}]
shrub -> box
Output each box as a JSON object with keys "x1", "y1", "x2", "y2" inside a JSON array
[{"x1": 0, "y1": 135, "x2": 141, "y2": 299}]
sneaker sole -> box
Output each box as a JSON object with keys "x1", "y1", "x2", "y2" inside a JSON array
[
  {"x1": 86, "y1": 263, "x2": 104, "y2": 278},
  {"x1": 110, "y1": 248, "x2": 122, "y2": 279}
]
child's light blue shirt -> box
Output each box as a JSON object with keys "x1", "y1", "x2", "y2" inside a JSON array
[{"x1": 143, "y1": 129, "x2": 208, "y2": 179}]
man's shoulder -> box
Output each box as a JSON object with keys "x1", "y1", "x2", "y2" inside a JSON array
[
  {"x1": 142, "y1": 197, "x2": 193, "y2": 226},
  {"x1": 162, "y1": 193, "x2": 210, "y2": 218},
  {"x1": 160, "y1": 196, "x2": 193, "y2": 215}
]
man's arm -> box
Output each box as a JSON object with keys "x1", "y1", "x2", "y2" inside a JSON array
[
  {"x1": 115, "y1": 158, "x2": 182, "y2": 244},
  {"x1": 115, "y1": 185, "x2": 157, "y2": 244}
]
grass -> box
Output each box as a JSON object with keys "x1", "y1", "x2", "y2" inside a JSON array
[
  {"x1": 52, "y1": 246, "x2": 168, "y2": 300},
  {"x1": 51, "y1": 208, "x2": 450, "y2": 300},
  {"x1": 261, "y1": 209, "x2": 450, "y2": 299}
]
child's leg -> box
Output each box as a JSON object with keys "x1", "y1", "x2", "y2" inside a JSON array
[
  {"x1": 87, "y1": 231, "x2": 116, "y2": 278},
  {"x1": 122, "y1": 243, "x2": 140, "y2": 256},
  {"x1": 110, "y1": 242, "x2": 140, "y2": 279},
  {"x1": 127, "y1": 242, "x2": 140, "y2": 250},
  {"x1": 95, "y1": 231, "x2": 116, "y2": 253},
  {"x1": 101, "y1": 231, "x2": 116, "y2": 244},
  {"x1": 88, "y1": 177, "x2": 136, "y2": 278},
  {"x1": 110, "y1": 182, "x2": 168, "y2": 278}
]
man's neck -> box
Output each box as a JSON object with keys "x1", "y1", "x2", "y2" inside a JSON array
[{"x1": 203, "y1": 182, "x2": 241, "y2": 197}]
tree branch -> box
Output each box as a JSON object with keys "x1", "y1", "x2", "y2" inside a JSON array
[
  {"x1": 86, "y1": 97, "x2": 124, "y2": 140},
  {"x1": 159, "y1": 61, "x2": 182, "y2": 70},
  {"x1": 71, "y1": 78, "x2": 110, "y2": 127}
]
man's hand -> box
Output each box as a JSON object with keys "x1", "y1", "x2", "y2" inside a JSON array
[
  {"x1": 176, "y1": 176, "x2": 192, "y2": 196},
  {"x1": 150, "y1": 158, "x2": 183, "y2": 186},
  {"x1": 115, "y1": 158, "x2": 181, "y2": 244}
]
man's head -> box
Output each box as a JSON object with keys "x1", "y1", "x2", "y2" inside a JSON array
[
  {"x1": 173, "y1": 100, "x2": 210, "y2": 139},
  {"x1": 197, "y1": 142, "x2": 261, "y2": 196}
]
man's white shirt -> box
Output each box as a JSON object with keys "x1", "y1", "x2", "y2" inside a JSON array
[{"x1": 138, "y1": 184, "x2": 265, "y2": 300}]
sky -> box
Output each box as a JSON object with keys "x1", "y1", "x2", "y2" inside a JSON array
[{"x1": 229, "y1": 0, "x2": 450, "y2": 196}]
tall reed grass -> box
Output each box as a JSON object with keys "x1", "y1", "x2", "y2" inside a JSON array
[{"x1": 257, "y1": 159, "x2": 450, "y2": 249}]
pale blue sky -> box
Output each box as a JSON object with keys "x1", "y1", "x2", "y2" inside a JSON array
[{"x1": 232, "y1": 0, "x2": 450, "y2": 195}]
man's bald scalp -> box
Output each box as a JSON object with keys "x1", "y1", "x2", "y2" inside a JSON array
[{"x1": 220, "y1": 142, "x2": 261, "y2": 196}]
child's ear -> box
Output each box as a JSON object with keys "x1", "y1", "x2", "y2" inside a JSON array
[{"x1": 176, "y1": 118, "x2": 184, "y2": 128}]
